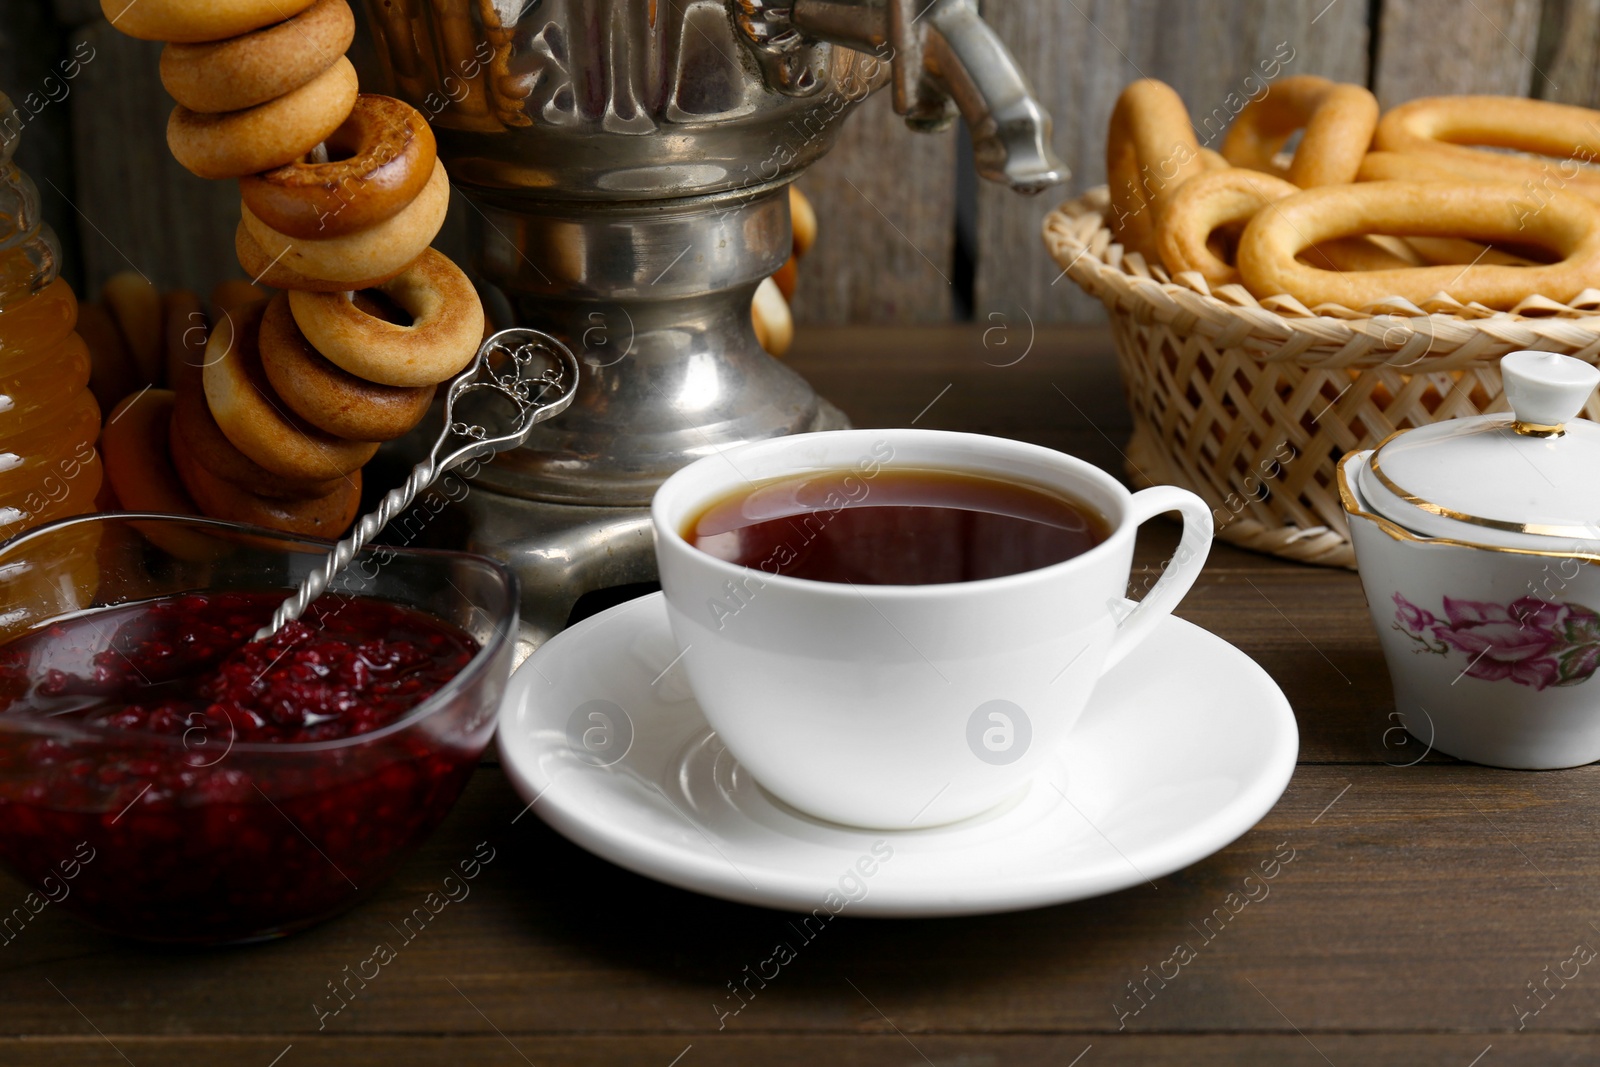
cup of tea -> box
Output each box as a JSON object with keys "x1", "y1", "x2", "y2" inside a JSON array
[{"x1": 651, "y1": 429, "x2": 1213, "y2": 829}]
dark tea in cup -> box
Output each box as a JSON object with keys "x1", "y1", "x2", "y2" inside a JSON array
[
  {"x1": 684, "y1": 467, "x2": 1109, "y2": 585},
  {"x1": 653, "y1": 428, "x2": 1214, "y2": 827}
]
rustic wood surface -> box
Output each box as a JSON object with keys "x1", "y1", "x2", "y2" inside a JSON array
[
  {"x1": 6, "y1": 1, "x2": 1598, "y2": 323},
  {"x1": 63, "y1": 21, "x2": 243, "y2": 298},
  {"x1": 2, "y1": 323, "x2": 1591, "y2": 1063},
  {"x1": 0, "y1": 0, "x2": 78, "y2": 290},
  {"x1": 791, "y1": 90, "x2": 958, "y2": 326},
  {"x1": 1372, "y1": 0, "x2": 1545, "y2": 104},
  {"x1": 1537, "y1": 0, "x2": 1600, "y2": 106}
]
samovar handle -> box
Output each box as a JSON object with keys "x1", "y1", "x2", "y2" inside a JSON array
[{"x1": 788, "y1": 0, "x2": 1068, "y2": 194}]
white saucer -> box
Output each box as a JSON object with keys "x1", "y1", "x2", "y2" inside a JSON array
[{"x1": 498, "y1": 593, "x2": 1298, "y2": 917}]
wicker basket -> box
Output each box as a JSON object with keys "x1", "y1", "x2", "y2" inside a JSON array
[{"x1": 1043, "y1": 187, "x2": 1600, "y2": 568}]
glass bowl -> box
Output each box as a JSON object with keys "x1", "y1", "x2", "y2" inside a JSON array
[{"x1": 0, "y1": 513, "x2": 517, "y2": 944}]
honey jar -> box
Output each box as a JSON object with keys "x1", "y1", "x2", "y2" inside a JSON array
[{"x1": 0, "y1": 92, "x2": 101, "y2": 541}]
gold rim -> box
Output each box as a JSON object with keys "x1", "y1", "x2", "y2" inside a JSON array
[
  {"x1": 1365, "y1": 426, "x2": 1596, "y2": 539},
  {"x1": 1337, "y1": 453, "x2": 1600, "y2": 564}
]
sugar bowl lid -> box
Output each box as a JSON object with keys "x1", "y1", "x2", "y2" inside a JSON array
[{"x1": 1356, "y1": 351, "x2": 1600, "y2": 551}]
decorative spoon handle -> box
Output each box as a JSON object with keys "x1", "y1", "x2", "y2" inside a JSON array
[{"x1": 255, "y1": 328, "x2": 581, "y2": 640}]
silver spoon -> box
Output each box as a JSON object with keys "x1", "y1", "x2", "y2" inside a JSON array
[{"x1": 254, "y1": 327, "x2": 581, "y2": 640}]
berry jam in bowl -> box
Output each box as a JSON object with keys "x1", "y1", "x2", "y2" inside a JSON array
[{"x1": 0, "y1": 513, "x2": 517, "y2": 944}]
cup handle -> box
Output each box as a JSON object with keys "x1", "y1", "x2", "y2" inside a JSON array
[{"x1": 1103, "y1": 485, "x2": 1214, "y2": 671}]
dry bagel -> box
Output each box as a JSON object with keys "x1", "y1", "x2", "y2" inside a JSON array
[
  {"x1": 790, "y1": 185, "x2": 817, "y2": 256},
  {"x1": 234, "y1": 221, "x2": 402, "y2": 292},
  {"x1": 101, "y1": 389, "x2": 195, "y2": 515},
  {"x1": 258, "y1": 293, "x2": 434, "y2": 441},
  {"x1": 173, "y1": 442, "x2": 360, "y2": 539},
  {"x1": 752, "y1": 277, "x2": 792, "y2": 357},
  {"x1": 76, "y1": 301, "x2": 140, "y2": 414},
  {"x1": 1156, "y1": 169, "x2": 1419, "y2": 285},
  {"x1": 1237, "y1": 180, "x2": 1600, "y2": 309},
  {"x1": 1221, "y1": 76, "x2": 1379, "y2": 187},
  {"x1": 287, "y1": 247, "x2": 484, "y2": 387},
  {"x1": 241, "y1": 94, "x2": 437, "y2": 239},
  {"x1": 1373, "y1": 95, "x2": 1600, "y2": 202},
  {"x1": 167, "y1": 55, "x2": 357, "y2": 180},
  {"x1": 1106, "y1": 79, "x2": 1208, "y2": 259},
  {"x1": 159, "y1": 0, "x2": 354, "y2": 114},
  {"x1": 772, "y1": 256, "x2": 798, "y2": 300},
  {"x1": 201, "y1": 299, "x2": 378, "y2": 481},
  {"x1": 210, "y1": 279, "x2": 269, "y2": 324},
  {"x1": 239, "y1": 158, "x2": 448, "y2": 284},
  {"x1": 99, "y1": 0, "x2": 317, "y2": 43},
  {"x1": 1354, "y1": 151, "x2": 1544, "y2": 266},
  {"x1": 100, "y1": 271, "x2": 162, "y2": 385},
  {"x1": 1354, "y1": 150, "x2": 1502, "y2": 183},
  {"x1": 171, "y1": 375, "x2": 342, "y2": 499}
]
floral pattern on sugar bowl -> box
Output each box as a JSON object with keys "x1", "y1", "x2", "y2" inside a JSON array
[
  {"x1": 1339, "y1": 353, "x2": 1600, "y2": 769},
  {"x1": 1392, "y1": 592, "x2": 1600, "y2": 691}
]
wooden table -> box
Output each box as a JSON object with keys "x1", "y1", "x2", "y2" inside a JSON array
[{"x1": 2, "y1": 325, "x2": 1588, "y2": 1065}]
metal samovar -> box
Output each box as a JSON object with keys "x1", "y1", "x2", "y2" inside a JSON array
[{"x1": 364, "y1": 0, "x2": 1066, "y2": 645}]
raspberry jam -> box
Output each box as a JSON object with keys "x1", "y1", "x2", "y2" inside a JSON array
[{"x1": 0, "y1": 591, "x2": 485, "y2": 943}]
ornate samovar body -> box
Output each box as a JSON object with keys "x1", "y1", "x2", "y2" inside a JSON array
[{"x1": 364, "y1": 0, "x2": 1065, "y2": 645}]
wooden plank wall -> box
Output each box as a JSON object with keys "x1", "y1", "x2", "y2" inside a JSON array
[
  {"x1": 3, "y1": 1, "x2": 1597, "y2": 323},
  {"x1": 972, "y1": 0, "x2": 1368, "y2": 324}
]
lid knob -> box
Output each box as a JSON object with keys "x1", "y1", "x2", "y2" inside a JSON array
[{"x1": 1501, "y1": 351, "x2": 1599, "y2": 437}]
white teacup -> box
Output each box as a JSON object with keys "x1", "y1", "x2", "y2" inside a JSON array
[{"x1": 651, "y1": 429, "x2": 1213, "y2": 829}]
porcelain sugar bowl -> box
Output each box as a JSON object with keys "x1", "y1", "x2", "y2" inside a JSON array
[{"x1": 1340, "y1": 351, "x2": 1600, "y2": 769}]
